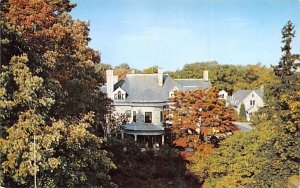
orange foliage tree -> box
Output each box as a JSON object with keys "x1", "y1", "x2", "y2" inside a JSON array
[{"x1": 167, "y1": 88, "x2": 238, "y2": 150}]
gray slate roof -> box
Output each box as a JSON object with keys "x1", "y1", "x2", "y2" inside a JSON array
[
  {"x1": 232, "y1": 89, "x2": 264, "y2": 105},
  {"x1": 112, "y1": 74, "x2": 211, "y2": 103},
  {"x1": 174, "y1": 79, "x2": 212, "y2": 90}
]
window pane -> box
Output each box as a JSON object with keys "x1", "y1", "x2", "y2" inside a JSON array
[
  {"x1": 145, "y1": 112, "x2": 152, "y2": 123},
  {"x1": 126, "y1": 110, "x2": 131, "y2": 118},
  {"x1": 118, "y1": 91, "x2": 121, "y2": 99},
  {"x1": 133, "y1": 111, "x2": 136, "y2": 122}
]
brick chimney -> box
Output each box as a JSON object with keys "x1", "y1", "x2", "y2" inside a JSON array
[
  {"x1": 106, "y1": 70, "x2": 114, "y2": 99},
  {"x1": 203, "y1": 70, "x2": 209, "y2": 82},
  {"x1": 158, "y1": 69, "x2": 163, "y2": 87}
]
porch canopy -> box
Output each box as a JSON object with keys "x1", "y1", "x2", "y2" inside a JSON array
[{"x1": 122, "y1": 123, "x2": 165, "y2": 144}]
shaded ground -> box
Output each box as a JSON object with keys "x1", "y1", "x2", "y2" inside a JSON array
[{"x1": 105, "y1": 138, "x2": 201, "y2": 188}]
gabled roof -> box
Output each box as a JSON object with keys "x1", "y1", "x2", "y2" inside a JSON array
[
  {"x1": 232, "y1": 89, "x2": 263, "y2": 105},
  {"x1": 111, "y1": 74, "x2": 211, "y2": 103},
  {"x1": 174, "y1": 79, "x2": 211, "y2": 90},
  {"x1": 113, "y1": 74, "x2": 181, "y2": 103}
]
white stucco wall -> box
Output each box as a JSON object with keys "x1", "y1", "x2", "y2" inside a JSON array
[
  {"x1": 114, "y1": 104, "x2": 164, "y2": 125},
  {"x1": 237, "y1": 91, "x2": 264, "y2": 120}
]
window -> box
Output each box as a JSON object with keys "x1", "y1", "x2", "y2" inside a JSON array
[
  {"x1": 219, "y1": 94, "x2": 225, "y2": 99},
  {"x1": 160, "y1": 111, "x2": 163, "y2": 122},
  {"x1": 145, "y1": 112, "x2": 152, "y2": 123},
  {"x1": 114, "y1": 93, "x2": 117, "y2": 100},
  {"x1": 122, "y1": 94, "x2": 124, "y2": 99},
  {"x1": 126, "y1": 110, "x2": 131, "y2": 118},
  {"x1": 133, "y1": 111, "x2": 136, "y2": 122},
  {"x1": 118, "y1": 91, "x2": 121, "y2": 99},
  {"x1": 250, "y1": 100, "x2": 255, "y2": 106}
]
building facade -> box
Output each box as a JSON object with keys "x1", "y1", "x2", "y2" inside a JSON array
[
  {"x1": 102, "y1": 69, "x2": 212, "y2": 145},
  {"x1": 228, "y1": 87, "x2": 264, "y2": 121}
]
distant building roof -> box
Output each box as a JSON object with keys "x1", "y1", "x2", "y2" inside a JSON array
[{"x1": 232, "y1": 89, "x2": 263, "y2": 105}]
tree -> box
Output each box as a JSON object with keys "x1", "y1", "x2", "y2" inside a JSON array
[
  {"x1": 202, "y1": 120, "x2": 277, "y2": 187},
  {"x1": 193, "y1": 20, "x2": 300, "y2": 188},
  {"x1": 143, "y1": 66, "x2": 158, "y2": 74},
  {"x1": 167, "y1": 88, "x2": 238, "y2": 151},
  {"x1": 105, "y1": 138, "x2": 198, "y2": 188},
  {"x1": 168, "y1": 62, "x2": 276, "y2": 93},
  {"x1": 0, "y1": 0, "x2": 115, "y2": 186},
  {"x1": 239, "y1": 103, "x2": 247, "y2": 121},
  {"x1": 273, "y1": 21, "x2": 298, "y2": 77}
]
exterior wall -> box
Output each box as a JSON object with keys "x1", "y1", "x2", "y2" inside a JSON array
[
  {"x1": 237, "y1": 91, "x2": 264, "y2": 120},
  {"x1": 114, "y1": 104, "x2": 164, "y2": 125},
  {"x1": 218, "y1": 90, "x2": 229, "y2": 105}
]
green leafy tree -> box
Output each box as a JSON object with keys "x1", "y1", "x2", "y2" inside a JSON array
[
  {"x1": 239, "y1": 103, "x2": 247, "y2": 121},
  {"x1": 200, "y1": 19, "x2": 300, "y2": 187},
  {"x1": 187, "y1": 21, "x2": 300, "y2": 187},
  {"x1": 168, "y1": 62, "x2": 276, "y2": 93},
  {"x1": 105, "y1": 138, "x2": 198, "y2": 188},
  {"x1": 143, "y1": 66, "x2": 159, "y2": 74},
  {"x1": 0, "y1": 0, "x2": 115, "y2": 187},
  {"x1": 202, "y1": 120, "x2": 277, "y2": 187}
]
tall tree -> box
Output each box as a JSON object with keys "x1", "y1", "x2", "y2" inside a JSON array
[
  {"x1": 273, "y1": 21, "x2": 298, "y2": 77},
  {"x1": 167, "y1": 88, "x2": 238, "y2": 151},
  {"x1": 191, "y1": 20, "x2": 300, "y2": 187},
  {"x1": 0, "y1": 0, "x2": 115, "y2": 186},
  {"x1": 239, "y1": 103, "x2": 247, "y2": 122}
]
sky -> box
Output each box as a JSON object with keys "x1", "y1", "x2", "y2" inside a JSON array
[{"x1": 71, "y1": 0, "x2": 300, "y2": 71}]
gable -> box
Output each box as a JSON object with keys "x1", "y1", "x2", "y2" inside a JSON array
[{"x1": 113, "y1": 87, "x2": 127, "y2": 100}]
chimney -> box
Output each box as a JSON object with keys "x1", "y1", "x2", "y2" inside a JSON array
[
  {"x1": 260, "y1": 85, "x2": 264, "y2": 92},
  {"x1": 106, "y1": 69, "x2": 114, "y2": 99},
  {"x1": 158, "y1": 68, "x2": 163, "y2": 87},
  {"x1": 203, "y1": 70, "x2": 209, "y2": 82}
]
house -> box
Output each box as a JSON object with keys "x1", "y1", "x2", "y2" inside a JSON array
[
  {"x1": 228, "y1": 86, "x2": 264, "y2": 121},
  {"x1": 218, "y1": 90, "x2": 229, "y2": 104},
  {"x1": 102, "y1": 69, "x2": 212, "y2": 145}
]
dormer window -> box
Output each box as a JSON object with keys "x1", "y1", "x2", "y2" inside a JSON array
[
  {"x1": 169, "y1": 87, "x2": 179, "y2": 98},
  {"x1": 113, "y1": 87, "x2": 127, "y2": 101}
]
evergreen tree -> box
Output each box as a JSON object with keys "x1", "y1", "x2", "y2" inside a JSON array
[
  {"x1": 273, "y1": 21, "x2": 297, "y2": 78},
  {"x1": 239, "y1": 103, "x2": 247, "y2": 121}
]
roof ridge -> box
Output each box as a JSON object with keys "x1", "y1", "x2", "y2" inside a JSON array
[{"x1": 174, "y1": 78, "x2": 204, "y2": 80}]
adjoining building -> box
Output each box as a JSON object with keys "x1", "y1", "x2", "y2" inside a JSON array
[
  {"x1": 101, "y1": 69, "x2": 212, "y2": 145},
  {"x1": 219, "y1": 86, "x2": 264, "y2": 121}
]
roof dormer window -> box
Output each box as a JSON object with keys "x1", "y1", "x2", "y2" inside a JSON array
[
  {"x1": 113, "y1": 87, "x2": 127, "y2": 101},
  {"x1": 169, "y1": 87, "x2": 179, "y2": 98}
]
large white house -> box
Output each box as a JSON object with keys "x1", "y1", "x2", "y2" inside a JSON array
[{"x1": 102, "y1": 69, "x2": 212, "y2": 145}]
